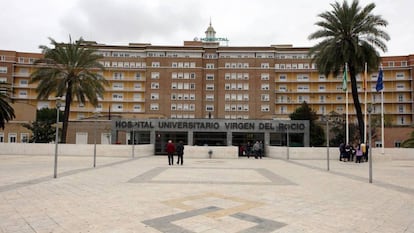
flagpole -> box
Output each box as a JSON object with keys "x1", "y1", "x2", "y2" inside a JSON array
[
  {"x1": 364, "y1": 62, "x2": 367, "y2": 143},
  {"x1": 346, "y1": 86, "x2": 349, "y2": 144},
  {"x1": 376, "y1": 65, "x2": 385, "y2": 154},
  {"x1": 342, "y1": 63, "x2": 349, "y2": 144},
  {"x1": 381, "y1": 89, "x2": 384, "y2": 154}
]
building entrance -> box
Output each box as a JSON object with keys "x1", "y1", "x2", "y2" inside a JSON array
[
  {"x1": 232, "y1": 132, "x2": 264, "y2": 157},
  {"x1": 155, "y1": 131, "x2": 188, "y2": 155}
]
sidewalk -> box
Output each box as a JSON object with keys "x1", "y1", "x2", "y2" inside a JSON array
[{"x1": 0, "y1": 155, "x2": 413, "y2": 233}]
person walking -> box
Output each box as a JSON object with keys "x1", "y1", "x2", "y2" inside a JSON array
[
  {"x1": 176, "y1": 140, "x2": 184, "y2": 165},
  {"x1": 166, "y1": 140, "x2": 176, "y2": 166},
  {"x1": 259, "y1": 140, "x2": 264, "y2": 159},
  {"x1": 355, "y1": 144, "x2": 363, "y2": 163}
]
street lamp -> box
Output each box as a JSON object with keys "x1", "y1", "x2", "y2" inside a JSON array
[
  {"x1": 286, "y1": 123, "x2": 290, "y2": 160},
  {"x1": 323, "y1": 114, "x2": 330, "y2": 171},
  {"x1": 93, "y1": 111, "x2": 100, "y2": 168},
  {"x1": 131, "y1": 128, "x2": 135, "y2": 158},
  {"x1": 53, "y1": 97, "x2": 62, "y2": 178},
  {"x1": 367, "y1": 104, "x2": 373, "y2": 183}
]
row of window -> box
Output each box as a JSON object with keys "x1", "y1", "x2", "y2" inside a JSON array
[{"x1": 0, "y1": 132, "x2": 29, "y2": 143}]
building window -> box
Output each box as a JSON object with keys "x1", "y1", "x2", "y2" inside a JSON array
[
  {"x1": 206, "y1": 105, "x2": 214, "y2": 111},
  {"x1": 319, "y1": 85, "x2": 326, "y2": 91},
  {"x1": 151, "y1": 93, "x2": 159, "y2": 100},
  {"x1": 261, "y1": 63, "x2": 269, "y2": 68},
  {"x1": 206, "y1": 84, "x2": 214, "y2": 90},
  {"x1": 398, "y1": 95, "x2": 404, "y2": 102},
  {"x1": 151, "y1": 62, "x2": 160, "y2": 67},
  {"x1": 150, "y1": 103, "x2": 159, "y2": 110},
  {"x1": 261, "y1": 105, "x2": 270, "y2": 112},
  {"x1": 8, "y1": 133, "x2": 17, "y2": 143},
  {"x1": 112, "y1": 83, "x2": 124, "y2": 90},
  {"x1": 261, "y1": 73, "x2": 270, "y2": 80},
  {"x1": 396, "y1": 83, "x2": 405, "y2": 90},
  {"x1": 21, "y1": 133, "x2": 29, "y2": 143},
  {"x1": 18, "y1": 90, "x2": 27, "y2": 98},
  {"x1": 151, "y1": 82, "x2": 159, "y2": 89},
  {"x1": 206, "y1": 74, "x2": 214, "y2": 80},
  {"x1": 151, "y1": 72, "x2": 160, "y2": 79},
  {"x1": 206, "y1": 94, "x2": 214, "y2": 101},
  {"x1": 0, "y1": 67, "x2": 7, "y2": 73},
  {"x1": 133, "y1": 94, "x2": 142, "y2": 101},
  {"x1": 297, "y1": 85, "x2": 309, "y2": 92},
  {"x1": 113, "y1": 72, "x2": 124, "y2": 80},
  {"x1": 279, "y1": 74, "x2": 287, "y2": 81},
  {"x1": 261, "y1": 84, "x2": 270, "y2": 90},
  {"x1": 19, "y1": 79, "x2": 28, "y2": 87},
  {"x1": 0, "y1": 132, "x2": 4, "y2": 142},
  {"x1": 134, "y1": 83, "x2": 142, "y2": 90},
  {"x1": 261, "y1": 94, "x2": 269, "y2": 101},
  {"x1": 297, "y1": 74, "x2": 309, "y2": 81},
  {"x1": 112, "y1": 93, "x2": 123, "y2": 100},
  {"x1": 206, "y1": 64, "x2": 214, "y2": 69},
  {"x1": 396, "y1": 72, "x2": 405, "y2": 80},
  {"x1": 278, "y1": 85, "x2": 287, "y2": 92},
  {"x1": 398, "y1": 105, "x2": 404, "y2": 113}
]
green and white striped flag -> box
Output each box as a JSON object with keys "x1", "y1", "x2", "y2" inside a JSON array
[{"x1": 342, "y1": 64, "x2": 348, "y2": 91}]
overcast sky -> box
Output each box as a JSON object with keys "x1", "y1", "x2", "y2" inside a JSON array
[{"x1": 1, "y1": 0, "x2": 412, "y2": 56}]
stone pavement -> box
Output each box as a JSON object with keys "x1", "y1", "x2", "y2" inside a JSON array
[{"x1": 0, "y1": 154, "x2": 413, "y2": 233}]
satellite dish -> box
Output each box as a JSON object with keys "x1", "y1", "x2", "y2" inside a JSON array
[{"x1": 193, "y1": 37, "x2": 199, "y2": 41}]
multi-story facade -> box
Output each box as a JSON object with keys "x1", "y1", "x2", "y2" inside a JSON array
[{"x1": 0, "y1": 24, "x2": 413, "y2": 144}]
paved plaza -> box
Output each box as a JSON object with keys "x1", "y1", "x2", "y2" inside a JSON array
[{"x1": 0, "y1": 154, "x2": 413, "y2": 233}]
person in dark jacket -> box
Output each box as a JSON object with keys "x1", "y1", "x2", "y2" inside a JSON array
[
  {"x1": 166, "y1": 140, "x2": 176, "y2": 165},
  {"x1": 176, "y1": 140, "x2": 184, "y2": 165}
]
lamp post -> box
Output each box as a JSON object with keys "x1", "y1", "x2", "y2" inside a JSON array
[
  {"x1": 131, "y1": 128, "x2": 135, "y2": 158},
  {"x1": 368, "y1": 104, "x2": 373, "y2": 183},
  {"x1": 53, "y1": 97, "x2": 62, "y2": 178},
  {"x1": 286, "y1": 124, "x2": 290, "y2": 160},
  {"x1": 324, "y1": 114, "x2": 330, "y2": 171},
  {"x1": 93, "y1": 111, "x2": 100, "y2": 168}
]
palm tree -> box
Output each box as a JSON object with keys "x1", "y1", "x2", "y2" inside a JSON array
[
  {"x1": 401, "y1": 131, "x2": 414, "y2": 148},
  {"x1": 31, "y1": 37, "x2": 108, "y2": 143},
  {"x1": 308, "y1": 0, "x2": 389, "y2": 141},
  {"x1": 0, "y1": 82, "x2": 15, "y2": 129}
]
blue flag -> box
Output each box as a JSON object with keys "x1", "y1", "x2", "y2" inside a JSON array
[{"x1": 376, "y1": 67, "x2": 383, "y2": 92}]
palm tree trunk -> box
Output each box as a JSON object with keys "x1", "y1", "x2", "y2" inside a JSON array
[
  {"x1": 61, "y1": 84, "x2": 73, "y2": 144},
  {"x1": 349, "y1": 65, "x2": 365, "y2": 141}
]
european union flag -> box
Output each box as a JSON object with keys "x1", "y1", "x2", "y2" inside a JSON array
[{"x1": 376, "y1": 67, "x2": 383, "y2": 92}]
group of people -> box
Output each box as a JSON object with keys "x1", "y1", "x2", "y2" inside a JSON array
[
  {"x1": 242, "y1": 141, "x2": 264, "y2": 159},
  {"x1": 339, "y1": 142, "x2": 369, "y2": 163},
  {"x1": 166, "y1": 140, "x2": 185, "y2": 165}
]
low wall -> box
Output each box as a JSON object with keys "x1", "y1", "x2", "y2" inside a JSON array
[
  {"x1": 0, "y1": 143, "x2": 238, "y2": 159},
  {"x1": 266, "y1": 146, "x2": 414, "y2": 160},
  {"x1": 0, "y1": 143, "x2": 154, "y2": 158},
  {"x1": 0, "y1": 143, "x2": 412, "y2": 160}
]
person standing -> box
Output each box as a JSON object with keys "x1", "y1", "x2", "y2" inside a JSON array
[
  {"x1": 176, "y1": 140, "x2": 184, "y2": 165},
  {"x1": 253, "y1": 141, "x2": 260, "y2": 159},
  {"x1": 166, "y1": 140, "x2": 176, "y2": 166}
]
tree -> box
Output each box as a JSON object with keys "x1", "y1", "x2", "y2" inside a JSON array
[
  {"x1": 289, "y1": 101, "x2": 325, "y2": 146},
  {"x1": 31, "y1": 37, "x2": 108, "y2": 143},
  {"x1": 0, "y1": 82, "x2": 15, "y2": 129},
  {"x1": 308, "y1": 0, "x2": 390, "y2": 141},
  {"x1": 401, "y1": 131, "x2": 414, "y2": 148},
  {"x1": 23, "y1": 108, "x2": 63, "y2": 143}
]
